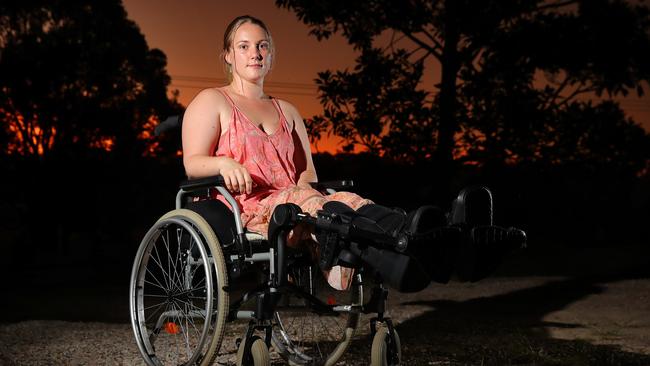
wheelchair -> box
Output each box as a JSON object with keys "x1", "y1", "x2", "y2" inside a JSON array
[
  {"x1": 129, "y1": 117, "x2": 526, "y2": 366},
  {"x1": 129, "y1": 174, "x2": 414, "y2": 366}
]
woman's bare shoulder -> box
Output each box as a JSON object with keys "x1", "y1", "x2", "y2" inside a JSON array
[
  {"x1": 275, "y1": 98, "x2": 298, "y2": 114},
  {"x1": 186, "y1": 87, "x2": 229, "y2": 112},
  {"x1": 275, "y1": 98, "x2": 302, "y2": 127}
]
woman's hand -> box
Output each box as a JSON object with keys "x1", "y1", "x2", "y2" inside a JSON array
[{"x1": 219, "y1": 158, "x2": 253, "y2": 194}]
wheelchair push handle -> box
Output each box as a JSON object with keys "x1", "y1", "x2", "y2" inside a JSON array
[{"x1": 155, "y1": 114, "x2": 184, "y2": 136}]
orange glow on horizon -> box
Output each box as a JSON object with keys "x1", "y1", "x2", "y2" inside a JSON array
[
  {"x1": 4, "y1": 110, "x2": 56, "y2": 156},
  {"x1": 139, "y1": 114, "x2": 161, "y2": 156},
  {"x1": 91, "y1": 137, "x2": 115, "y2": 152},
  {"x1": 3, "y1": 110, "x2": 163, "y2": 156}
]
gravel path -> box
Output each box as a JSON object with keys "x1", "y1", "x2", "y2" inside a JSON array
[{"x1": 2, "y1": 274, "x2": 650, "y2": 366}]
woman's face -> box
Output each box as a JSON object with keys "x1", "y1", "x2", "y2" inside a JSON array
[{"x1": 227, "y1": 22, "x2": 272, "y2": 82}]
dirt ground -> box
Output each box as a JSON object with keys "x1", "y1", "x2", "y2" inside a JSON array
[{"x1": 1, "y1": 244, "x2": 649, "y2": 365}]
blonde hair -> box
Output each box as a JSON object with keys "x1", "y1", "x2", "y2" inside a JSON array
[{"x1": 221, "y1": 15, "x2": 274, "y2": 82}]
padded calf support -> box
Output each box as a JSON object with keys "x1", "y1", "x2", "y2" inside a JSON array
[
  {"x1": 320, "y1": 201, "x2": 432, "y2": 293},
  {"x1": 349, "y1": 243, "x2": 431, "y2": 293},
  {"x1": 356, "y1": 203, "x2": 460, "y2": 285}
]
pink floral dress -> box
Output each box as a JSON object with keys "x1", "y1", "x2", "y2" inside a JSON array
[{"x1": 210, "y1": 89, "x2": 372, "y2": 289}]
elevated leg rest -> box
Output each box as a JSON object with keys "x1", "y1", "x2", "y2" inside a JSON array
[
  {"x1": 310, "y1": 203, "x2": 432, "y2": 293},
  {"x1": 450, "y1": 186, "x2": 527, "y2": 282}
]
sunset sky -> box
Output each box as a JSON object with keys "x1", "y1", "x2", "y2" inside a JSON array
[{"x1": 122, "y1": 0, "x2": 650, "y2": 154}]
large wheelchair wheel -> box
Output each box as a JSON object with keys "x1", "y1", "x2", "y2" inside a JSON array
[
  {"x1": 272, "y1": 263, "x2": 362, "y2": 366},
  {"x1": 130, "y1": 209, "x2": 229, "y2": 366}
]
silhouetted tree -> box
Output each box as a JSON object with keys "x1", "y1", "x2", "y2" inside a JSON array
[
  {"x1": 456, "y1": 0, "x2": 650, "y2": 172},
  {"x1": 310, "y1": 48, "x2": 435, "y2": 159},
  {"x1": 277, "y1": 0, "x2": 650, "y2": 173},
  {"x1": 0, "y1": 0, "x2": 181, "y2": 160}
]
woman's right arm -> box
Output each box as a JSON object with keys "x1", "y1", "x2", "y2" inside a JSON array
[{"x1": 182, "y1": 89, "x2": 253, "y2": 194}]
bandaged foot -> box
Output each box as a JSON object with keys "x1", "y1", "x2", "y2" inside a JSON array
[{"x1": 325, "y1": 265, "x2": 354, "y2": 291}]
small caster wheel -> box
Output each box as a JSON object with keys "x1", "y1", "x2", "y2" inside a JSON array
[
  {"x1": 371, "y1": 325, "x2": 401, "y2": 366},
  {"x1": 236, "y1": 335, "x2": 270, "y2": 366}
]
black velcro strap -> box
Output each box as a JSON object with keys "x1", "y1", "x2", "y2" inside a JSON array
[{"x1": 309, "y1": 180, "x2": 354, "y2": 191}]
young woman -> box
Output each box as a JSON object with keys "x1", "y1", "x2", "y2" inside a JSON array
[{"x1": 182, "y1": 15, "x2": 444, "y2": 291}]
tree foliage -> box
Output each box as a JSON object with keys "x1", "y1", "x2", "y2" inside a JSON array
[
  {"x1": 0, "y1": 0, "x2": 181, "y2": 159},
  {"x1": 311, "y1": 48, "x2": 436, "y2": 159},
  {"x1": 278, "y1": 0, "x2": 650, "y2": 173}
]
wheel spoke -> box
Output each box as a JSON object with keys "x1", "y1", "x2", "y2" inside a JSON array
[
  {"x1": 174, "y1": 297, "x2": 208, "y2": 321},
  {"x1": 318, "y1": 316, "x2": 341, "y2": 340},
  {"x1": 164, "y1": 229, "x2": 183, "y2": 294},
  {"x1": 163, "y1": 229, "x2": 173, "y2": 293},
  {"x1": 273, "y1": 270, "x2": 360, "y2": 365},
  {"x1": 162, "y1": 229, "x2": 183, "y2": 294},
  {"x1": 174, "y1": 227, "x2": 185, "y2": 290},
  {"x1": 189, "y1": 256, "x2": 204, "y2": 285},
  {"x1": 168, "y1": 302, "x2": 184, "y2": 360},
  {"x1": 173, "y1": 301, "x2": 194, "y2": 360},
  {"x1": 144, "y1": 300, "x2": 170, "y2": 325},
  {"x1": 144, "y1": 270, "x2": 169, "y2": 293},
  {"x1": 151, "y1": 238, "x2": 171, "y2": 291},
  {"x1": 143, "y1": 299, "x2": 168, "y2": 312},
  {"x1": 181, "y1": 301, "x2": 204, "y2": 345}
]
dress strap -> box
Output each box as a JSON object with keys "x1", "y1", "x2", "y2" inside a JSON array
[
  {"x1": 217, "y1": 88, "x2": 237, "y2": 108},
  {"x1": 271, "y1": 98, "x2": 292, "y2": 131}
]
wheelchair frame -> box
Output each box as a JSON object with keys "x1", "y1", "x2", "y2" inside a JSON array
[{"x1": 129, "y1": 175, "x2": 402, "y2": 366}]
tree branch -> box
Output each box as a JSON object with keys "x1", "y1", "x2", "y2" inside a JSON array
[
  {"x1": 463, "y1": 43, "x2": 487, "y2": 74},
  {"x1": 544, "y1": 74, "x2": 572, "y2": 109},
  {"x1": 420, "y1": 27, "x2": 444, "y2": 54},
  {"x1": 402, "y1": 31, "x2": 442, "y2": 60},
  {"x1": 413, "y1": 49, "x2": 433, "y2": 64},
  {"x1": 557, "y1": 84, "x2": 598, "y2": 108},
  {"x1": 534, "y1": 0, "x2": 578, "y2": 13},
  {"x1": 382, "y1": 30, "x2": 408, "y2": 54}
]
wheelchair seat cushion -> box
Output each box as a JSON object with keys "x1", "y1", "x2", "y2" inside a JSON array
[{"x1": 245, "y1": 231, "x2": 265, "y2": 241}]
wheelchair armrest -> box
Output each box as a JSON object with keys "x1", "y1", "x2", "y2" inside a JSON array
[
  {"x1": 309, "y1": 180, "x2": 354, "y2": 191},
  {"x1": 180, "y1": 176, "x2": 352, "y2": 193},
  {"x1": 180, "y1": 175, "x2": 225, "y2": 192}
]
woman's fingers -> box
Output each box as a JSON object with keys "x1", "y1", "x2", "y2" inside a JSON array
[
  {"x1": 224, "y1": 172, "x2": 239, "y2": 192},
  {"x1": 244, "y1": 171, "x2": 253, "y2": 194},
  {"x1": 223, "y1": 174, "x2": 234, "y2": 192},
  {"x1": 223, "y1": 167, "x2": 253, "y2": 194},
  {"x1": 233, "y1": 169, "x2": 247, "y2": 193}
]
